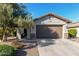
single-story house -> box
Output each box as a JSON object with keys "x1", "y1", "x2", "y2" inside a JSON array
[
  {"x1": 17, "y1": 13, "x2": 72, "y2": 40},
  {"x1": 68, "y1": 22, "x2": 79, "y2": 38}
]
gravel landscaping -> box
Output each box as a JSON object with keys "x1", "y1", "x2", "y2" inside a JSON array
[
  {"x1": 16, "y1": 40, "x2": 39, "y2": 56},
  {"x1": 26, "y1": 46, "x2": 39, "y2": 56},
  {"x1": 16, "y1": 46, "x2": 39, "y2": 56}
]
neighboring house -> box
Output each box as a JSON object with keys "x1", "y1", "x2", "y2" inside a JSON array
[
  {"x1": 18, "y1": 13, "x2": 72, "y2": 39},
  {"x1": 68, "y1": 22, "x2": 79, "y2": 38}
]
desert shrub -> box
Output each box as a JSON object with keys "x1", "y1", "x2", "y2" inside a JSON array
[
  {"x1": 68, "y1": 28, "x2": 77, "y2": 38},
  {"x1": 0, "y1": 44, "x2": 16, "y2": 56}
]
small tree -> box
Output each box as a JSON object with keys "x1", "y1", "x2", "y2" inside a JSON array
[
  {"x1": 0, "y1": 3, "x2": 34, "y2": 41},
  {"x1": 13, "y1": 3, "x2": 34, "y2": 40},
  {"x1": 0, "y1": 4, "x2": 15, "y2": 41}
]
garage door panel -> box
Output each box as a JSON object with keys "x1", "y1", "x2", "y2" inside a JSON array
[{"x1": 36, "y1": 25, "x2": 62, "y2": 38}]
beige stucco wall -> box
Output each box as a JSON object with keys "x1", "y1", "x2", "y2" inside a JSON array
[
  {"x1": 76, "y1": 28, "x2": 79, "y2": 37},
  {"x1": 30, "y1": 25, "x2": 36, "y2": 38},
  {"x1": 32, "y1": 16, "x2": 68, "y2": 39},
  {"x1": 35, "y1": 16, "x2": 66, "y2": 25}
]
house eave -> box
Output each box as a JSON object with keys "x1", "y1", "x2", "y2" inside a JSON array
[{"x1": 34, "y1": 13, "x2": 72, "y2": 23}]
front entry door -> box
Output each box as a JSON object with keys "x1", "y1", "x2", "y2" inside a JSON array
[
  {"x1": 24, "y1": 28, "x2": 27, "y2": 37},
  {"x1": 21, "y1": 28, "x2": 27, "y2": 38}
]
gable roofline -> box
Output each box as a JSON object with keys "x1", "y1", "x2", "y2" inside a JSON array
[{"x1": 34, "y1": 13, "x2": 72, "y2": 23}]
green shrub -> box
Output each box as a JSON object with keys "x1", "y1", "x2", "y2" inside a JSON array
[
  {"x1": 0, "y1": 44, "x2": 16, "y2": 56},
  {"x1": 68, "y1": 28, "x2": 77, "y2": 38}
]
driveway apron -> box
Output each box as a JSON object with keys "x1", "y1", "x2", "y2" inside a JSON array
[{"x1": 37, "y1": 39, "x2": 79, "y2": 56}]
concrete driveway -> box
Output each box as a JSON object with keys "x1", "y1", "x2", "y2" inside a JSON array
[{"x1": 37, "y1": 39, "x2": 79, "y2": 56}]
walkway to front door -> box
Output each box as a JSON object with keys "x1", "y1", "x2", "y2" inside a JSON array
[{"x1": 37, "y1": 39, "x2": 79, "y2": 56}]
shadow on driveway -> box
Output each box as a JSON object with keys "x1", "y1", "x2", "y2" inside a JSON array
[{"x1": 37, "y1": 39, "x2": 58, "y2": 47}]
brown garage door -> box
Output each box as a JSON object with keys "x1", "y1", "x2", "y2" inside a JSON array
[{"x1": 36, "y1": 25, "x2": 63, "y2": 39}]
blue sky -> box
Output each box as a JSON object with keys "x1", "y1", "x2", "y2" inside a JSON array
[{"x1": 24, "y1": 3, "x2": 79, "y2": 22}]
